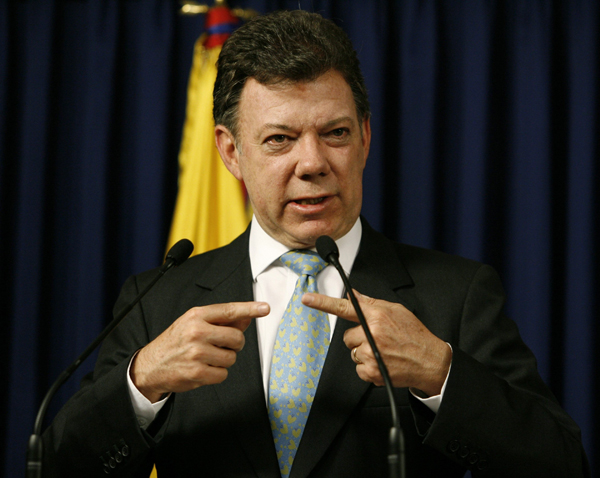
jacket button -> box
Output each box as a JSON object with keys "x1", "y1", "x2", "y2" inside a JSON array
[
  {"x1": 448, "y1": 440, "x2": 460, "y2": 453},
  {"x1": 459, "y1": 445, "x2": 470, "y2": 458},
  {"x1": 477, "y1": 459, "x2": 488, "y2": 470},
  {"x1": 113, "y1": 445, "x2": 123, "y2": 463},
  {"x1": 122, "y1": 445, "x2": 130, "y2": 457},
  {"x1": 468, "y1": 453, "x2": 479, "y2": 465}
]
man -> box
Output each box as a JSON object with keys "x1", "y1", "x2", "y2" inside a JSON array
[{"x1": 42, "y1": 10, "x2": 589, "y2": 478}]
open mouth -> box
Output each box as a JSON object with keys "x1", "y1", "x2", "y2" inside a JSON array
[{"x1": 295, "y1": 197, "x2": 326, "y2": 205}]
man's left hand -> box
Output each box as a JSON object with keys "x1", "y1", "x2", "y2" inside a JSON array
[{"x1": 302, "y1": 290, "x2": 452, "y2": 397}]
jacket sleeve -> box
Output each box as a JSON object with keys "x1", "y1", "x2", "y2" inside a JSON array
[
  {"x1": 409, "y1": 264, "x2": 590, "y2": 477},
  {"x1": 42, "y1": 274, "x2": 162, "y2": 478}
]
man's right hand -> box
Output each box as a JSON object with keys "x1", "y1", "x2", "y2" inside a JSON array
[{"x1": 130, "y1": 301, "x2": 270, "y2": 402}]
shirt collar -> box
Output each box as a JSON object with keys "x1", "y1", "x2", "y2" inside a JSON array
[{"x1": 249, "y1": 216, "x2": 362, "y2": 280}]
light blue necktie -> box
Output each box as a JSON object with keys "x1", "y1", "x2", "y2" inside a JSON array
[{"x1": 268, "y1": 250, "x2": 330, "y2": 478}]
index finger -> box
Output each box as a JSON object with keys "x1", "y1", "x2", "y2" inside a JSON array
[
  {"x1": 201, "y1": 301, "x2": 270, "y2": 325},
  {"x1": 301, "y1": 293, "x2": 359, "y2": 323}
]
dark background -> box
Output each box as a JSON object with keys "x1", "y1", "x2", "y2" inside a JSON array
[{"x1": 1, "y1": 1, "x2": 597, "y2": 476}]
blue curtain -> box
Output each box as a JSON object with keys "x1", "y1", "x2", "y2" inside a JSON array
[{"x1": 1, "y1": 1, "x2": 597, "y2": 477}]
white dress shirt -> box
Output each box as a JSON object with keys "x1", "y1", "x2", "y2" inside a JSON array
[
  {"x1": 128, "y1": 217, "x2": 448, "y2": 430},
  {"x1": 249, "y1": 216, "x2": 361, "y2": 397}
]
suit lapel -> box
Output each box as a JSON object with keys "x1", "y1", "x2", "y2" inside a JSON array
[
  {"x1": 194, "y1": 229, "x2": 281, "y2": 477},
  {"x1": 193, "y1": 221, "x2": 418, "y2": 478},
  {"x1": 290, "y1": 220, "x2": 415, "y2": 478},
  {"x1": 214, "y1": 320, "x2": 280, "y2": 477}
]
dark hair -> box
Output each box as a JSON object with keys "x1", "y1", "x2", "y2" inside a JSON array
[{"x1": 213, "y1": 10, "x2": 370, "y2": 139}]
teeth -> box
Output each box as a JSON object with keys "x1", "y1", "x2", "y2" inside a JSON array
[{"x1": 297, "y1": 197, "x2": 324, "y2": 205}]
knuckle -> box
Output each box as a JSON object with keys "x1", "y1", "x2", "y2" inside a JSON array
[
  {"x1": 356, "y1": 367, "x2": 369, "y2": 382},
  {"x1": 190, "y1": 362, "x2": 209, "y2": 381},
  {"x1": 370, "y1": 308, "x2": 387, "y2": 323},
  {"x1": 188, "y1": 307, "x2": 206, "y2": 323},
  {"x1": 194, "y1": 364, "x2": 229, "y2": 385},
  {"x1": 223, "y1": 302, "x2": 238, "y2": 320},
  {"x1": 221, "y1": 327, "x2": 245, "y2": 351},
  {"x1": 342, "y1": 332, "x2": 351, "y2": 347},
  {"x1": 343, "y1": 327, "x2": 360, "y2": 346},
  {"x1": 233, "y1": 330, "x2": 246, "y2": 350},
  {"x1": 364, "y1": 365, "x2": 380, "y2": 383},
  {"x1": 344, "y1": 299, "x2": 356, "y2": 315},
  {"x1": 184, "y1": 307, "x2": 198, "y2": 319},
  {"x1": 190, "y1": 344, "x2": 210, "y2": 362},
  {"x1": 335, "y1": 299, "x2": 351, "y2": 316},
  {"x1": 224, "y1": 349, "x2": 237, "y2": 367},
  {"x1": 188, "y1": 322, "x2": 209, "y2": 341},
  {"x1": 214, "y1": 368, "x2": 229, "y2": 384},
  {"x1": 369, "y1": 322, "x2": 384, "y2": 337}
]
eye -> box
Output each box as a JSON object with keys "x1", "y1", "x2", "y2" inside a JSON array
[
  {"x1": 330, "y1": 128, "x2": 348, "y2": 137},
  {"x1": 325, "y1": 127, "x2": 350, "y2": 142},
  {"x1": 266, "y1": 134, "x2": 288, "y2": 144}
]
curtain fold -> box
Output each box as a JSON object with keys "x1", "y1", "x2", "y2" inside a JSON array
[{"x1": 1, "y1": 1, "x2": 597, "y2": 476}]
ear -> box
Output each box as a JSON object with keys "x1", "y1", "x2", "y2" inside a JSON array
[
  {"x1": 215, "y1": 125, "x2": 243, "y2": 180},
  {"x1": 360, "y1": 116, "x2": 372, "y2": 166}
]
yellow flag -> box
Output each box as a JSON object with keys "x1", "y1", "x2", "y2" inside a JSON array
[
  {"x1": 155, "y1": 8, "x2": 249, "y2": 478},
  {"x1": 166, "y1": 22, "x2": 250, "y2": 256}
]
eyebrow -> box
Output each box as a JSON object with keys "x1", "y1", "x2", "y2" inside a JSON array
[
  {"x1": 262, "y1": 123, "x2": 294, "y2": 132},
  {"x1": 321, "y1": 116, "x2": 354, "y2": 129},
  {"x1": 254, "y1": 123, "x2": 292, "y2": 143},
  {"x1": 258, "y1": 116, "x2": 355, "y2": 138}
]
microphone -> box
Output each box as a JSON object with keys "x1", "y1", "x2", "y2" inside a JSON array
[
  {"x1": 164, "y1": 238, "x2": 194, "y2": 268},
  {"x1": 26, "y1": 239, "x2": 194, "y2": 478},
  {"x1": 316, "y1": 235, "x2": 406, "y2": 478}
]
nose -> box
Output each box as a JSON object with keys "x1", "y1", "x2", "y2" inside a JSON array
[{"x1": 294, "y1": 135, "x2": 331, "y2": 179}]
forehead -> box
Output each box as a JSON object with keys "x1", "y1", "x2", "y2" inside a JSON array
[{"x1": 237, "y1": 71, "x2": 358, "y2": 135}]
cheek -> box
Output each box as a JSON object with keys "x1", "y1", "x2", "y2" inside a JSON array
[
  {"x1": 340, "y1": 161, "x2": 364, "y2": 196},
  {"x1": 244, "y1": 172, "x2": 284, "y2": 218}
]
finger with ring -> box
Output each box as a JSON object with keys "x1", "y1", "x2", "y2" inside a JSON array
[{"x1": 352, "y1": 346, "x2": 363, "y2": 364}]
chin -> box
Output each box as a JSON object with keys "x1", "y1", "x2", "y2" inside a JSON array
[{"x1": 291, "y1": 222, "x2": 345, "y2": 247}]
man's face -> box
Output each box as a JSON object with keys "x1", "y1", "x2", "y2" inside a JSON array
[{"x1": 216, "y1": 70, "x2": 371, "y2": 249}]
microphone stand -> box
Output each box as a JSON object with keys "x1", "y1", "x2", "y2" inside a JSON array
[
  {"x1": 25, "y1": 239, "x2": 193, "y2": 478},
  {"x1": 316, "y1": 236, "x2": 406, "y2": 478}
]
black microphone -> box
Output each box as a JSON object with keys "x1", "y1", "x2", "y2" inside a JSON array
[
  {"x1": 164, "y1": 238, "x2": 194, "y2": 268},
  {"x1": 26, "y1": 239, "x2": 194, "y2": 478},
  {"x1": 316, "y1": 235, "x2": 406, "y2": 478}
]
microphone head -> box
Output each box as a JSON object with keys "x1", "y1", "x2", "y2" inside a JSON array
[
  {"x1": 316, "y1": 235, "x2": 339, "y2": 262},
  {"x1": 165, "y1": 239, "x2": 194, "y2": 266}
]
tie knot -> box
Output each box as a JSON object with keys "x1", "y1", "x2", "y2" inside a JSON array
[{"x1": 280, "y1": 250, "x2": 327, "y2": 277}]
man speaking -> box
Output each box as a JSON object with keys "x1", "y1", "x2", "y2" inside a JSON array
[{"x1": 42, "y1": 10, "x2": 589, "y2": 478}]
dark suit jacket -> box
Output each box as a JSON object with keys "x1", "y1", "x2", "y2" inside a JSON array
[{"x1": 42, "y1": 220, "x2": 589, "y2": 477}]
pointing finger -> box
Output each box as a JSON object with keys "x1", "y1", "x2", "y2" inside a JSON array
[
  {"x1": 200, "y1": 302, "x2": 270, "y2": 326},
  {"x1": 301, "y1": 293, "x2": 360, "y2": 323}
]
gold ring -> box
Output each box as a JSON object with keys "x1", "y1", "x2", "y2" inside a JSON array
[{"x1": 352, "y1": 347, "x2": 363, "y2": 364}]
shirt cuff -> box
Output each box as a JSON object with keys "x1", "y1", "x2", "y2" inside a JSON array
[
  {"x1": 409, "y1": 343, "x2": 452, "y2": 414},
  {"x1": 126, "y1": 351, "x2": 171, "y2": 430}
]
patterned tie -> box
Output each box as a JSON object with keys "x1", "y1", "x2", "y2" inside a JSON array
[{"x1": 268, "y1": 250, "x2": 330, "y2": 478}]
